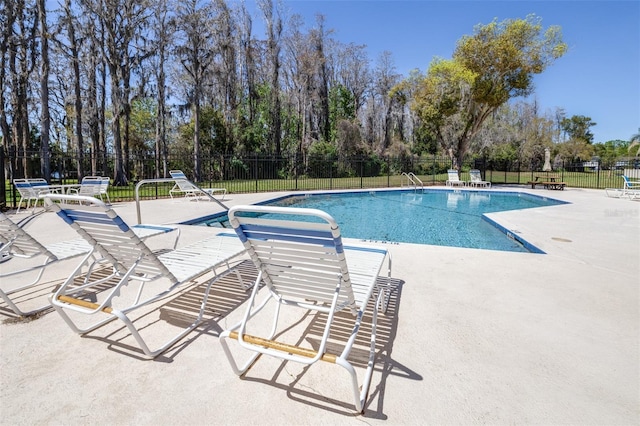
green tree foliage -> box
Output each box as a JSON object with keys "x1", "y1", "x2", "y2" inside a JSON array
[
  {"x1": 306, "y1": 140, "x2": 337, "y2": 177},
  {"x1": 560, "y1": 115, "x2": 596, "y2": 143},
  {"x1": 593, "y1": 139, "x2": 629, "y2": 168},
  {"x1": 407, "y1": 15, "x2": 567, "y2": 169},
  {"x1": 234, "y1": 83, "x2": 269, "y2": 154},
  {"x1": 557, "y1": 138, "x2": 593, "y2": 162},
  {"x1": 329, "y1": 84, "x2": 356, "y2": 142},
  {"x1": 177, "y1": 106, "x2": 229, "y2": 156},
  {"x1": 628, "y1": 129, "x2": 640, "y2": 156},
  {"x1": 130, "y1": 98, "x2": 157, "y2": 153}
]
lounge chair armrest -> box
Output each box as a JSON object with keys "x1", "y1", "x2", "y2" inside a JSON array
[{"x1": 228, "y1": 331, "x2": 337, "y2": 363}]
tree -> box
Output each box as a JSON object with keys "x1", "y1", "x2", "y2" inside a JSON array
[
  {"x1": 373, "y1": 51, "x2": 399, "y2": 152},
  {"x1": 0, "y1": 0, "x2": 13, "y2": 152},
  {"x1": 210, "y1": 0, "x2": 239, "y2": 154},
  {"x1": 282, "y1": 13, "x2": 314, "y2": 154},
  {"x1": 560, "y1": 115, "x2": 596, "y2": 144},
  {"x1": 37, "y1": 0, "x2": 52, "y2": 180},
  {"x1": 593, "y1": 139, "x2": 628, "y2": 170},
  {"x1": 328, "y1": 84, "x2": 355, "y2": 143},
  {"x1": 476, "y1": 100, "x2": 557, "y2": 169},
  {"x1": 60, "y1": 0, "x2": 84, "y2": 180},
  {"x1": 260, "y1": 0, "x2": 283, "y2": 154},
  {"x1": 335, "y1": 43, "x2": 370, "y2": 117},
  {"x1": 83, "y1": 15, "x2": 108, "y2": 176},
  {"x1": 175, "y1": 0, "x2": 216, "y2": 182},
  {"x1": 389, "y1": 68, "x2": 425, "y2": 150},
  {"x1": 317, "y1": 15, "x2": 332, "y2": 144},
  {"x1": 4, "y1": 0, "x2": 38, "y2": 177},
  {"x1": 628, "y1": 128, "x2": 640, "y2": 156},
  {"x1": 558, "y1": 138, "x2": 593, "y2": 162},
  {"x1": 408, "y1": 15, "x2": 567, "y2": 169},
  {"x1": 87, "y1": 0, "x2": 151, "y2": 186},
  {"x1": 149, "y1": 0, "x2": 173, "y2": 178}
]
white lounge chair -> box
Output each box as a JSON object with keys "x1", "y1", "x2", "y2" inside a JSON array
[
  {"x1": 446, "y1": 169, "x2": 466, "y2": 187},
  {"x1": 622, "y1": 175, "x2": 640, "y2": 199},
  {"x1": 0, "y1": 212, "x2": 93, "y2": 316},
  {"x1": 68, "y1": 176, "x2": 103, "y2": 202},
  {"x1": 0, "y1": 208, "x2": 180, "y2": 317},
  {"x1": 13, "y1": 179, "x2": 37, "y2": 212},
  {"x1": 219, "y1": 205, "x2": 392, "y2": 413},
  {"x1": 169, "y1": 170, "x2": 226, "y2": 201},
  {"x1": 468, "y1": 169, "x2": 491, "y2": 188},
  {"x1": 42, "y1": 194, "x2": 245, "y2": 358},
  {"x1": 605, "y1": 175, "x2": 640, "y2": 199},
  {"x1": 13, "y1": 178, "x2": 59, "y2": 212},
  {"x1": 98, "y1": 176, "x2": 111, "y2": 203}
]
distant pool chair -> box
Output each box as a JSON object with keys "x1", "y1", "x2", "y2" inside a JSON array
[
  {"x1": 468, "y1": 169, "x2": 491, "y2": 188},
  {"x1": 13, "y1": 178, "x2": 58, "y2": 212},
  {"x1": 68, "y1": 176, "x2": 103, "y2": 203},
  {"x1": 169, "y1": 170, "x2": 226, "y2": 201},
  {"x1": 605, "y1": 175, "x2": 640, "y2": 199},
  {"x1": 446, "y1": 169, "x2": 466, "y2": 187}
]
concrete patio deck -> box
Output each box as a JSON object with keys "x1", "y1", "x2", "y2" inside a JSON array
[{"x1": 1, "y1": 186, "x2": 638, "y2": 425}]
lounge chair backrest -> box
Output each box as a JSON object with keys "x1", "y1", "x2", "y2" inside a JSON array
[
  {"x1": 229, "y1": 205, "x2": 358, "y2": 313},
  {"x1": 447, "y1": 169, "x2": 461, "y2": 181},
  {"x1": 469, "y1": 169, "x2": 481, "y2": 182},
  {"x1": 29, "y1": 178, "x2": 52, "y2": 193},
  {"x1": 13, "y1": 179, "x2": 57, "y2": 212},
  {"x1": 99, "y1": 177, "x2": 110, "y2": 196},
  {"x1": 46, "y1": 197, "x2": 177, "y2": 282},
  {"x1": 0, "y1": 212, "x2": 54, "y2": 259},
  {"x1": 13, "y1": 179, "x2": 37, "y2": 199},
  {"x1": 169, "y1": 170, "x2": 198, "y2": 191},
  {"x1": 77, "y1": 176, "x2": 103, "y2": 196},
  {"x1": 169, "y1": 170, "x2": 188, "y2": 180}
]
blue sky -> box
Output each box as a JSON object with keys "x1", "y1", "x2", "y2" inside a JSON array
[{"x1": 251, "y1": 0, "x2": 639, "y2": 144}]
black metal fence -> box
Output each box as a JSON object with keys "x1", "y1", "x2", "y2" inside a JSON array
[{"x1": 2, "y1": 146, "x2": 637, "y2": 209}]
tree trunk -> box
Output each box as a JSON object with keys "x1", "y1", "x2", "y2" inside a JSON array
[
  {"x1": 193, "y1": 90, "x2": 201, "y2": 182},
  {"x1": 110, "y1": 71, "x2": 127, "y2": 186},
  {"x1": 64, "y1": 0, "x2": 84, "y2": 180},
  {"x1": 38, "y1": 0, "x2": 52, "y2": 181}
]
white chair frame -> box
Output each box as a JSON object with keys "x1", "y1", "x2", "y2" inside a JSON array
[{"x1": 219, "y1": 205, "x2": 392, "y2": 412}]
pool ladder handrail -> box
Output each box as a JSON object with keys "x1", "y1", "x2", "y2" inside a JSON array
[
  {"x1": 134, "y1": 177, "x2": 229, "y2": 225},
  {"x1": 401, "y1": 172, "x2": 424, "y2": 192}
]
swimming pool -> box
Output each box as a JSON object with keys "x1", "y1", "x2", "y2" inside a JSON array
[{"x1": 197, "y1": 189, "x2": 567, "y2": 253}]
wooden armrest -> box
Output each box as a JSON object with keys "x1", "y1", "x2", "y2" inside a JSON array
[
  {"x1": 228, "y1": 331, "x2": 337, "y2": 363},
  {"x1": 57, "y1": 295, "x2": 113, "y2": 313}
]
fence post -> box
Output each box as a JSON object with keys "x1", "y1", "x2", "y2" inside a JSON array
[
  {"x1": 9, "y1": 145, "x2": 17, "y2": 209},
  {"x1": 386, "y1": 157, "x2": 390, "y2": 187},
  {"x1": 254, "y1": 154, "x2": 258, "y2": 193},
  {"x1": 329, "y1": 156, "x2": 333, "y2": 190},
  {"x1": 431, "y1": 154, "x2": 436, "y2": 184},
  {"x1": 295, "y1": 153, "x2": 299, "y2": 191},
  {"x1": 0, "y1": 146, "x2": 5, "y2": 209}
]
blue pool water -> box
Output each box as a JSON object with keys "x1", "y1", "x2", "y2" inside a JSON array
[{"x1": 198, "y1": 190, "x2": 567, "y2": 253}]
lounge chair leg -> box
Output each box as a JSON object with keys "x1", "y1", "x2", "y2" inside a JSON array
[
  {"x1": 112, "y1": 308, "x2": 203, "y2": 359},
  {"x1": 335, "y1": 302, "x2": 379, "y2": 413},
  {"x1": 219, "y1": 330, "x2": 262, "y2": 375},
  {"x1": 0, "y1": 289, "x2": 52, "y2": 317}
]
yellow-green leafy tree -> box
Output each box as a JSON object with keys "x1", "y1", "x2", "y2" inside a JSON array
[{"x1": 408, "y1": 15, "x2": 567, "y2": 169}]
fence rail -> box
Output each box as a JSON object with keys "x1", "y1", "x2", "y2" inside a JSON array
[{"x1": 2, "y1": 147, "x2": 637, "y2": 209}]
